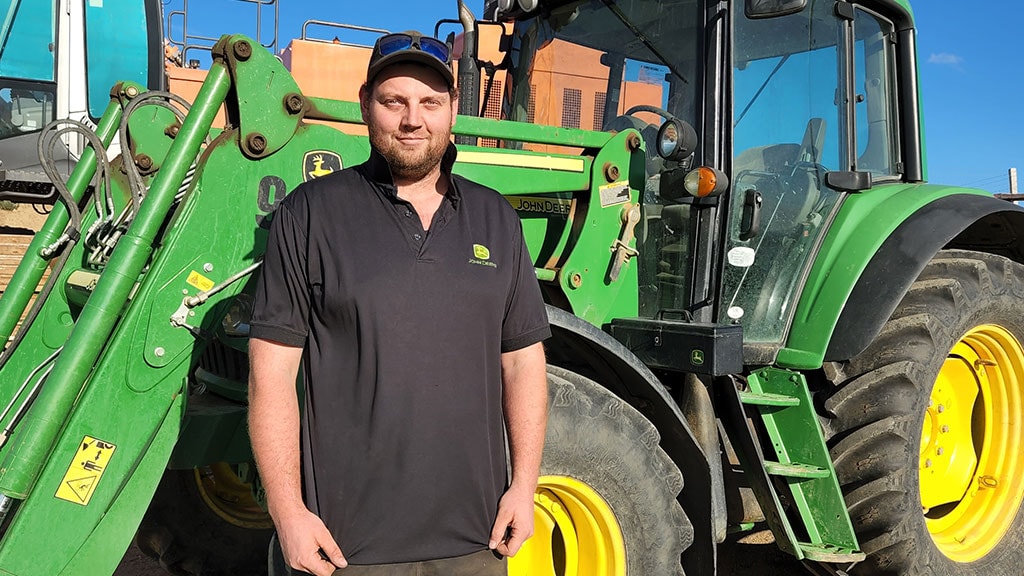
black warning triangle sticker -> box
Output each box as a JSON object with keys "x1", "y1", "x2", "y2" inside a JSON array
[{"x1": 65, "y1": 476, "x2": 97, "y2": 503}]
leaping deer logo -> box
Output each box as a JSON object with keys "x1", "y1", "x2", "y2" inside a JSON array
[{"x1": 302, "y1": 150, "x2": 343, "y2": 182}]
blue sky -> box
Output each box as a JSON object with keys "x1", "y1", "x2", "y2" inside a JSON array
[{"x1": 166, "y1": 0, "x2": 1022, "y2": 194}]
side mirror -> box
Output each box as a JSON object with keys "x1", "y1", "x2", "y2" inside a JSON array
[{"x1": 745, "y1": 0, "x2": 807, "y2": 19}]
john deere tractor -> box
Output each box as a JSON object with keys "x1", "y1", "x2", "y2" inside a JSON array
[{"x1": 0, "y1": 0, "x2": 1022, "y2": 575}]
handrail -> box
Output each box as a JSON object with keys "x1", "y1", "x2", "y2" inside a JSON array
[
  {"x1": 166, "y1": 0, "x2": 280, "y2": 65},
  {"x1": 299, "y1": 20, "x2": 388, "y2": 46}
]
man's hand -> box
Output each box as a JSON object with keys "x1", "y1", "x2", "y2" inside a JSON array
[
  {"x1": 488, "y1": 484, "x2": 536, "y2": 557},
  {"x1": 276, "y1": 508, "x2": 347, "y2": 576}
]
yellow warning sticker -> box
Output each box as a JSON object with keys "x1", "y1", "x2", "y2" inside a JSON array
[
  {"x1": 186, "y1": 271, "x2": 215, "y2": 292},
  {"x1": 55, "y1": 436, "x2": 116, "y2": 506}
]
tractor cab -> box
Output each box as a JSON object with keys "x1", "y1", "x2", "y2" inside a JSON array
[{"x1": 492, "y1": 0, "x2": 913, "y2": 363}]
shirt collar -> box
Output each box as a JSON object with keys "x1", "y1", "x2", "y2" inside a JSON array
[{"x1": 360, "y1": 142, "x2": 461, "y2": 208}]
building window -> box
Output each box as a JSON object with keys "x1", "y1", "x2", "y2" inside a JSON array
[
  {"x1": 594, "y1": 91, "x2": 607, "y2": 130},
  {"x1": 561, "y1": 88, "x2": 581, "y2": 129}
]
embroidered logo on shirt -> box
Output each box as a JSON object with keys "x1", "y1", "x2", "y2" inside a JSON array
[{"x1": 469, "y1": 244, "x2": 497, "y2": 268}]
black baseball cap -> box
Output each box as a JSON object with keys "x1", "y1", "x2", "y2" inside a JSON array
[{"x1": 366, "y1": 31, "x2": 454, "y2": 87}]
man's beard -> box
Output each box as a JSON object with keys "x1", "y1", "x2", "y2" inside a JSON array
[{"x1": 369, "y1": 125, "x2": 449, "y2": 182}]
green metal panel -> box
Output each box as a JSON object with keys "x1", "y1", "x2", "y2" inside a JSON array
[{"x1": 776, "y1": 183, "x2": 990, "y2": 368}]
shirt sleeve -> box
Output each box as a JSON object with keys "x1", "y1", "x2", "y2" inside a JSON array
[
  {"x1": 250, "y1": 199, "x2": 310, "y2": 347},
  {"x1": 501, "y1": 217, "x2": 552, "y2": 352}
]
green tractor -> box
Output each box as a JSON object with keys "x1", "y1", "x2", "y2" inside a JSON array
[{"x1": 1, "y1": 0, "x2": 1022, "y2": 575}]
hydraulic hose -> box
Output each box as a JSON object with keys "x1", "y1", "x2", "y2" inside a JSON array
[
  {"x1": 0, "y1": 100, "x2": 122, "y2": 350},
  {"x1": 0, "y1": 65, "x2": 230, "y2": 501}
]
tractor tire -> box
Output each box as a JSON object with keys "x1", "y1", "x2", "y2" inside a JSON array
[
  {"x1": 821, "y1": 250, "x2": 1024, "y2": 575},
  {"x1": 509, "y1": 366, "x2": 691, "y2": 576},
  {"x1": 135, "y1": 465, "x2": 274, "y2": 575}
]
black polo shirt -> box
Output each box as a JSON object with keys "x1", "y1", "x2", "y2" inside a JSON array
[{"x1": 250, "y1": 144, "x2": 550, "y2": 565}]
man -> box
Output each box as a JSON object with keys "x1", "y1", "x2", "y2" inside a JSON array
[{"x1": 248, "y1": 30, "x2": 550, "y2": 576}]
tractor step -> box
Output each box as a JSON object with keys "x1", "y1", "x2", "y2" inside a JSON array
[
  {"x1": 798, "y1": 542, "x2": 867, "y2": 563},
  {"x1": 764, "y1": 461, "x2": 829, "y2": 479},
  {"x1": 743, "y1": 368, "x2": 863, "y2": 558},
  {"x1": 738, "y1": 391, "x2": 800, "y2": 406}
]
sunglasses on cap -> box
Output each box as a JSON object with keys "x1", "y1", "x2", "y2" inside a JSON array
[{"x1": 375, "y1": 33, "x2": 451, "y2": 65}]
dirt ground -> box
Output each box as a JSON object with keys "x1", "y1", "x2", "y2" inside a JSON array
[{"x1": 0, "y1": 202, "x2": 48, "y2": 233}]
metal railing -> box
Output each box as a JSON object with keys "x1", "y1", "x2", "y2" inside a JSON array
[{"x1": 165, "y1": 0, "x2": 280, "y2": 65}]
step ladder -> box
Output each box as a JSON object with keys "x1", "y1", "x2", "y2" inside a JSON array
[{"x1": 721, "y1": 367, "x2": 866, "y2": 564}]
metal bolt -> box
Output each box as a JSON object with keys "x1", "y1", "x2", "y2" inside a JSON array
[
  {"x1": 233, "y1": 40, "x2": 252, "y2": 61},
  {"x1": 936, "y1": 447, "x2": 944, "y2": 456},
  {"x1": 165, "y1": 123, "x2": 181, "y2": 138},
  {"x1": 941, "y1": 425, "x2": 950, "y2": 433},
  {"x1": 154, "y1": 347, "x2": 165, "y2": 358},
  {"x1": 569, "y1": 272, "x2": 583, "y2": 289},
  {"x1": 626, "y1": 133, "x2": 642, "y2": 151},
  {"x1": 182, "y1": 289, "x2": 189, "y2": 295},
  {"x1": 937, "y1": 404, "x2": 945, "y2": 413},
  {"x1": 604, "y1": 163, "x2": 620, "y2": 182},
  {"x1": 124, "y1": 85, "x2": 139, "y2": 98},
  {"x1": 924, "y1": 459, "x2": 932, "y2": 468},
  {"x1": 135, "y1": 154, "x2": 154, "y2": 171},
  {"x1": 203, "y1": 263, "x2": 214, "y2": 273},
  {"x1": 285, "y1": 93, "x2": 305, "y2": 115},
  {"x1": 246, "y1": 133, "x2": 268, "y2": 154}
]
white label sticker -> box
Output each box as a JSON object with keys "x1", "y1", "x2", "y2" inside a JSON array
[
  {"x1": 88, "y1": 0, "x2": 103, "y2": 6},
  {"x1": 727, "y1": 246, "x2": 756, "y2": 268},
  {"x1": 598, "y1": 182, "x2": 631, "y2": 208},
  {"x1": 727, "y1": 306, "x2": 745, "y2": 320}
]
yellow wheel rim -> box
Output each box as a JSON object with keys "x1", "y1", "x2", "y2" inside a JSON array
[
  {"x1": 921, "y1": 324, "x2": 1024, "y2": 562},
  {"x1": 508, "y1": 475, "x2": 626, "y2": 576},
  {"x1": 194, "y1": 462, "x2": 274, "y2": 530}
]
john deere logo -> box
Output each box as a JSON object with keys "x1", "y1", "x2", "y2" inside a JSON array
[
  {"x1": 690, "y1": 349, "x2": 705, "y2": 366},
  {"x1": 469, "y1": 244, "x2": 497, "y2": 268},
  {"x1": 303, "y1": 150, "x2": 343, "y2": 182}
]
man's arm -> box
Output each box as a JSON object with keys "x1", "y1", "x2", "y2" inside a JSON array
[
  {"x1": 249, "y1": 338, "x2": 346, "y2": 576},
  {"x1": 489, "y1": 341, "x2": 548, "y2": 556}
]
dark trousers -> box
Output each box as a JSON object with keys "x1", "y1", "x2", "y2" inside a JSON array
[
  {"x1": 332, "y1": 549, "x2": 506, "y2": 575},
  {"x1": 271, "y1": 536, "x2": 507, "y2": 576}
]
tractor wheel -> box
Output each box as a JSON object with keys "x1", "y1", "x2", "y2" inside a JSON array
[
  {"x1": 822, "y1": 250, "x2": 1024, "y2": 575},
  {"x1": 135, "y1": 463, "x2": 274, "y2": 575},
  {"x1": 509, "y1": 366, "x2": 691, "y2": 576}
]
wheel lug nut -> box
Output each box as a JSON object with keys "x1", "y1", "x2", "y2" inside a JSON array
[
  {"x1": 937, "y1": 404, "x2": 945, "y2": 413},
  {"x1": 936, "y1": 447, "x2": 944, "y2": 456},
  {"x1": 925, "y1": 459, "x2": 933, "y2": 468},
  {"x1": 941, "y1": 425, "x2": 950, "y2": 433}
]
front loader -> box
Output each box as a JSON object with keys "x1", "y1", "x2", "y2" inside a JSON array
[{"x1": 2, "y1": 1, "x2": 1024, "y2": 575}]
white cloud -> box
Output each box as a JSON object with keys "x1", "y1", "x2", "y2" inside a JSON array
[{"x1": 929, "y1": 53, "x2": 964, "y2": 65}]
